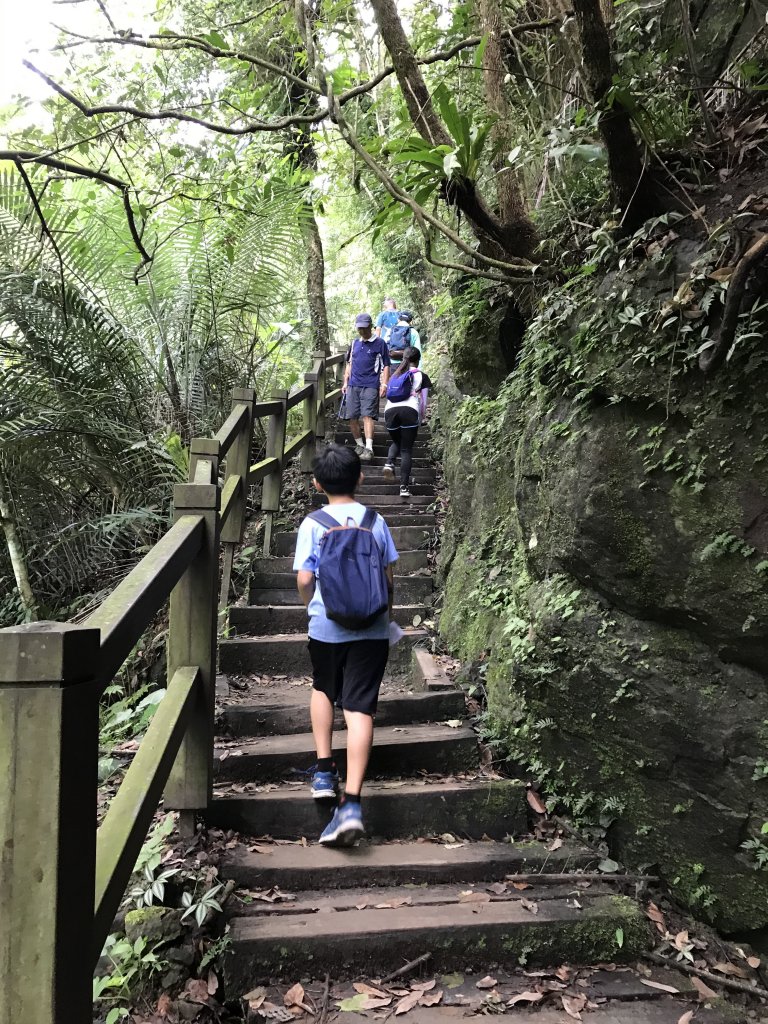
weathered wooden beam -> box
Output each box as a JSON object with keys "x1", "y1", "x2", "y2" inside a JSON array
[
  {"x1": 86, "y1": 515, "x2": 203, "y2": 692},
  {"x1": 261, "y1": 391, "x2": 288, "y2": 556},
  {"x1": 248, "y1": 456, "x2": 279, "y2": 486},
  {"x1": 93, "y1": 666, "x2": 200, "y2": 957},
  {"x1": 252, "y1": 398, "x2": 284, "y2": 418},
  {"x1": 213, "y1": 401, "x2": 249, "y2": 458},
  {"x1": 188, "y1": 437, "x2": 220, "y2": 484},
  {"x1": 218, "y1": 473, "x2": 242, "y2": 533},
  {"x1": 325, "y1": 386, "x2": 343, "y2": 408},
  {"x1": 220, "y1": 387, "x2": 256, "y2": 546},
  {"x1": 313, "y1": 352, "x2": 327, "y2": 439},
  {"x1": 286, "y1": 382, "x2": 313, "y2": 410},
  {"x1": 326, "y1": 352, "x2": 346, "y2": 367},
  {"x1": 0, "y1": 621, "x2": 101, "y2": 1024},
  {"x1": 283, "y1": 428, "x2": 313, "y2": 463},
  {"x1": 301, "y1": 372, "x2": 319, "y2": 473},
  {"x1": 164, "y1": 483, "x2": 220, "y2": 814}
]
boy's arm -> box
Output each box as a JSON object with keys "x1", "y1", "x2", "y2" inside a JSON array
[
  {"x1": 386, "y1": 563, "x2": 394, "y2": 619},
  {"x1": 297, "y1": 570, "x2": 315, "y2": 607}
]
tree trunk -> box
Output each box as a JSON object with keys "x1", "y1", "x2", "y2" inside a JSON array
[
  {"x1": 477, "y1": 0, "x2": 537, "y2": 251},
  {"x1": 571, "y1": 0, "x2": 656, "y2": 228},
  {"x1": 369, "y1": 0, "x2": 535, "y2": 260},
  {"x1": 0, "y1": 469, "x2": 38, "y2": 620},
  {"x1": 300, "y1": 205, "x2": 330, "y2": 354}
]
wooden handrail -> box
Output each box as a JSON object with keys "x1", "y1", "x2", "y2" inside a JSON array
[
  {"x1": 86, "y1": 516, "x2": 204, "y2": 692},
  {"x1": 253, "y1": 398, "x2": 284, "y2": 418},
  {"x1": 213, "y1": 402, "x2": 249, "y2": 457},
  {"x1": 286, "y1": 383, "x2": 313, "y2": 410},
  {"x1": 326, "y1": 352, "x2": 345, "y2": 366},
  {"x1": 325, "y1": 386, "x2": 343, "y2": 407},
  {"x1": 249, "y1": 455, "x2": 279, "y2": 485},
  {"x1": 92, "y1": 666, "x2": 200, "y2": 956},
  {"x1": 283, "y1": 428, "x2": 314, "y2": 462},
  {"x1": 219, "y1": 474, "x2": 241, "y2": 532}
]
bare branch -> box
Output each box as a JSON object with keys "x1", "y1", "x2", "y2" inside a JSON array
[
  {"x1": 24, "y1": 59, "x2": 325, "y2": 134},
  {"x1": 14, "y1": 159, "x2": 69, "y2": 322},
  {"x1": 1, "y1": 149, "x2": 153, "y2": 270}
]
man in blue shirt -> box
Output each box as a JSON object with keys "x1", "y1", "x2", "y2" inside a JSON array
[
  {"x1": 375, "y1": 297, "x2": 399, "y2": 345},
  {"x1": 294, "y1": 444, "x2": 399, "y2": 846},
  {"x1": 343, "y1": 313, "x2": 391, "y2": 462}
]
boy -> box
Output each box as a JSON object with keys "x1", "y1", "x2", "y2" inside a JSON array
[
  {"x1": 343, "y1": 312, "x2": 390, "y2": 462},
  {"x1": 293, "y1": 444, "x2": 399, "y2": 846},
  {"x1": 387, "y1": 310, "x2": 421, "y2": 370},
  {"x1": 375, "y1": 297, "x2": 399, "y2": 345}
]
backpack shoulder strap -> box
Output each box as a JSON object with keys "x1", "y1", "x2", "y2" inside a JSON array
[
  {"x1": 361, "y1": 508, "x2": 378, "y2": 531},
  {"x1": 308, "y1": 509, "x2": 339, "y2": 531}
]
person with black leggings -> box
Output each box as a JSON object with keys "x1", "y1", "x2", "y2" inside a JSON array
[{"x1": 382, "y1": 347, "x2": 426, "y2": 498}]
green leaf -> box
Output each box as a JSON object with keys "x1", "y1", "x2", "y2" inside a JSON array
[
  {"x1": 441, "y1": 972, "x2": 465, "y2": 989},
  {"x1": 336, "y1": 994, "x2": 369, "y2": 1011},
  {"x1": 598, "y1": 858, "x2": 621, "y2": 873},
  {"x1": 204, "y1": 30, "x2": 228, "y2": 48},
  {"x1": 615, "y1": 928, "x2": 624, "y2": 949},
  {"x1": 473, "y1": 33, "x2": 489, "y2": 69}
]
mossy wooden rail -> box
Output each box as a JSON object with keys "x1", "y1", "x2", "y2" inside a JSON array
[{"x1": 0, "y1": 351, "x2": 345, "y2": 1024}]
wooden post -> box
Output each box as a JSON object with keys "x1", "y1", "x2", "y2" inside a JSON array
[
  {"x1": 301, "y1": 372, "x2": 319, "y2": 473},
  {"x1": 313, "y1": 351, "x2": 327, "y2": 441},
  {"x1": 261, "y1": 390, "x2": 288, "y2": 555},
  {"x1": 0, "y1": 621, "x2": 101, "y2": 1024},
  {"x1": 188, "y1": 437, "x2": 220, "y2": 484},
  {"x1": 220, "y1": 389, "x2": 256, "y2": 608},
  {"x1": 164, "y1": 482, "x2": 220, "y2": 823}
]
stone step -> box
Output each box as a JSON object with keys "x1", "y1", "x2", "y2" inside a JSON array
[
  {"x1": 220, "y1": 835, "x2": 590, "y2": 890},
  {"x1": 313, "y1": 493, "x2": 433, "y2": 508},
  {"x1": 249, "y1": 572, "x2": 432, "y2": 597},
  {"x1": 220, "y1": 628, "x2": 428, "y2": 673},
  {"x1": 247, "y1": 576, "x2": 432, "y2": 608},
  {"x1": 250, "y1": 551, "x2": 429, "y2": 576},
  {"x1": 329, "y1": 1003, "x2": 723, "y2": 1024},
  {"x1": 356, "y1": 482, "x2": 433, "y2": 495},
  {"x1": 214, "y1": 722, "x2": 477, "y2": 782},
  {"x1": 229, "y1": 603, "x2": 429, "y2": 635},
  {"x1": 207, "y1": 779, "x2": 525, "y2": 841},
  {"x1": 363, "y1": 467, "x2": 436, "y2": 482},
  {"x1": 220, "y1": 687, "x2": 464, "y2": 737},
  {"x1": 275, "y1": 525, "x2": 433, "y2": 555},
  {"x1": 223, "y1": 893, "x2": 649, "y2": 986}
]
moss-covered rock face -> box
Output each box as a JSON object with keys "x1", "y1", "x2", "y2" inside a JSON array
[{"x1": 436, "y1": 223, "x2": 768, "y2": 932}]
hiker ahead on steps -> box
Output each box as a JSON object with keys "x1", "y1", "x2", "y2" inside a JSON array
[
  {"x1": 342, "y1": 312, "x2": 390, "y2": 463},
  {"x1": 387, "y1": 310, "x2": 421, "y2": 371}
]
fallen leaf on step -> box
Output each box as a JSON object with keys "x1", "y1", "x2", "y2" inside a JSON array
[
  {"x1": 443, "y1": 842, "x2": 464, "y2": 850},
  {"x1": 394, "y1": 991, "x2": 421, "y2": 1015},
  {"x1": 184, "y1": 978, "x2": 210, "y2": 1004},
  {"x1": 556, "y1": 966, "x2": 572, "y2": 982},
  {"x1": 747, "y1": 956, "x2": 761, "y2": 969},
  {"x1": 410, "y1": 980, "x2": 436, "y2": 992},
  {"x1": 645, "y1": 902, "x2": 666, "y2": 933},
  {"x1": 511, "y1": 881, "x2": 531, "y2": 891},
  {"x1": 691, "y1": 977, "x2": 718, "y2": 1000},
  {"x1": 561, "y1": 993, "x2": 587, "y2": 1019},
  {"x1": 712, "y1": 962, "x2": 747, "y2": 978},
  {"x1": 444, "y1": 719, "x2": 463, "y2": 728},
  {"x1": 419, "y1": 989, "x2": 443, "y2": 1007},
  {"x1": 487, "y1": 882, "x2": 508, "y2": 895},
  {"x1": 640, "y1": 980, "x2": 678, "y2": 994},
  {"x1": 547, "y1": 836, "x2": 563, "y2": 851},
  {"x1": 708, "y1": 266, "x2": 734, "y2": 282},
  {"x1": 361, "y1": 997, "x2": 393, "y2": 1010},
  {"x1": 353, "y1": 983, "x2": 389, "y2": 999},
  {"x1": 248, "y1": 844, "x2": 274, "y2": 855},
  {"x1": 526, "y1": 789, "x2": 547, "y2": 814},
  {"x1": 283, "y1": 984, "x2": 305, "y2": 1009},
  {"x1": 673, "y1": 930, "x2": 690, "y2": 950},
  {"x1": 459, "y1": 890, "x2": 491, "y2": 903},
  {"x1": 355, "y1": 901, "x2": 369, "y2": 910},
  {"x1": 412, "y1": 615, "x2": 422, "y2": 626},
  {"x1": 508, "y1": 991, "x2": 544, "y2": 1006},
  {"x1": 375, "y1": 896, "x2": 412, "y2": 909},
  {"x1": 244, "y1": 986, "x2": 267, "y2": 1009},
  {"x1": 337, "y1": 994, "x2": 369, "y2": 1012},
  {"x1": 521, "y1": 897, "x2": 539, "y2": 914},
  {"x1": 476, "y1": 976, "x2": 497, "y2": 990},
  {"x1": 677, "y1": 1011, "x2": 694, "y2": 1024},
  {"x1": 207, "y1": 970, "x2": 218, "y2": 995}
]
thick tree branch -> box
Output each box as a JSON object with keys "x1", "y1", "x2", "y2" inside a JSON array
[{"x1": 0, "y1": 149, "x2": 152, "y2": 270}]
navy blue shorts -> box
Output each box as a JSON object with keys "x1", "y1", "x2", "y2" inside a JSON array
[{"x1": 345, "y1": 386, "x2": 379, "y2": 420}]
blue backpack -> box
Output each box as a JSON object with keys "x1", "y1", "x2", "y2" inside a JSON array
[
  {"x1": 388, "y1": 324, "x2": 411, "y2": 353},
  {"x1": 308, "y1": 508, "x2": 389, "y2": 629},
  {"x1": 386, "y1": 368, "x2": 415, "y2": 402}
]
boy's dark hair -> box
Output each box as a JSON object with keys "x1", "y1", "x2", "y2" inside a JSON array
[
  {"x1": 392, "y1": 346, "x2": 421, "y2": 376},
  {"x1": 312, "y1": 443, "x2": 361, "y2": 495}
]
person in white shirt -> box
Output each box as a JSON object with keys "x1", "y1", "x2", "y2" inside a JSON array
[{"x1": 381, "y1": 347, "x2": 427, "y2": 497}]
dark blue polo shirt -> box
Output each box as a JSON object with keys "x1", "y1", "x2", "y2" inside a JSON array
[{"x1": 346, "y1": 336, "x2": 391, "y2": 389}]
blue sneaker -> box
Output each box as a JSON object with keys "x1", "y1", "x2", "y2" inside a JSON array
[
  {"x1": 319, "y1": 802, "x2": 365, "y2": 846},
  {"x1": 310, "y1": 768, "x2": 339, "y2": 800}
]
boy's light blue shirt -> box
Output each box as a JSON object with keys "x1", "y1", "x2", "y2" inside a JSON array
[{"x1": 293, "y1": 501, "x2": 399, "y2": 642}]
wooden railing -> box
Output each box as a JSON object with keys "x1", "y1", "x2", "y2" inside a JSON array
[{"x1": 0, "y1": 350, "x2": 345, "y2": 1024}]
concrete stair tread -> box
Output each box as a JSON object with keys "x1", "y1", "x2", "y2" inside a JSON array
[
  {"x1": 220, "y1": 687, "x2": 464, "y2": 736},
  {"x1": 228, "y1": 603, "x2": 430, "y2": 634},
  {"x1": 221, "y1": 836, "x2": 595, "y2": 890},
  {"x1": 224, "y1": 893, "x2": 649, "y2": 983},
  {"x1": 331, "y1": 1004, "x2": 724, "y2": 1024},
  {"x1": 216, "y1": 721, "x2": 475, "y2": 759},
  {"x1": 206, "y1": 778, "x2": 527, "y2": 841},
  {"x1": 250, "y1": 552, "x2": 428, "y2": 573}
]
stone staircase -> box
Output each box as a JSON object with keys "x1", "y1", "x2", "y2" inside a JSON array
[{"x1": 203, "y1": 421, "x2": 724, "y2": 1021}]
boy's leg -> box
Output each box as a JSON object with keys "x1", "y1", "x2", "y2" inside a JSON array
[
  {"x1": 310, "y1": 688, "x2": 334, "y2": 759},
  {"x1": 343, "y1": 710, "x2": 374, "y2": 795},
  {"x1": 308, "y1": 639, "x2": 345, "y2": 798}
]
